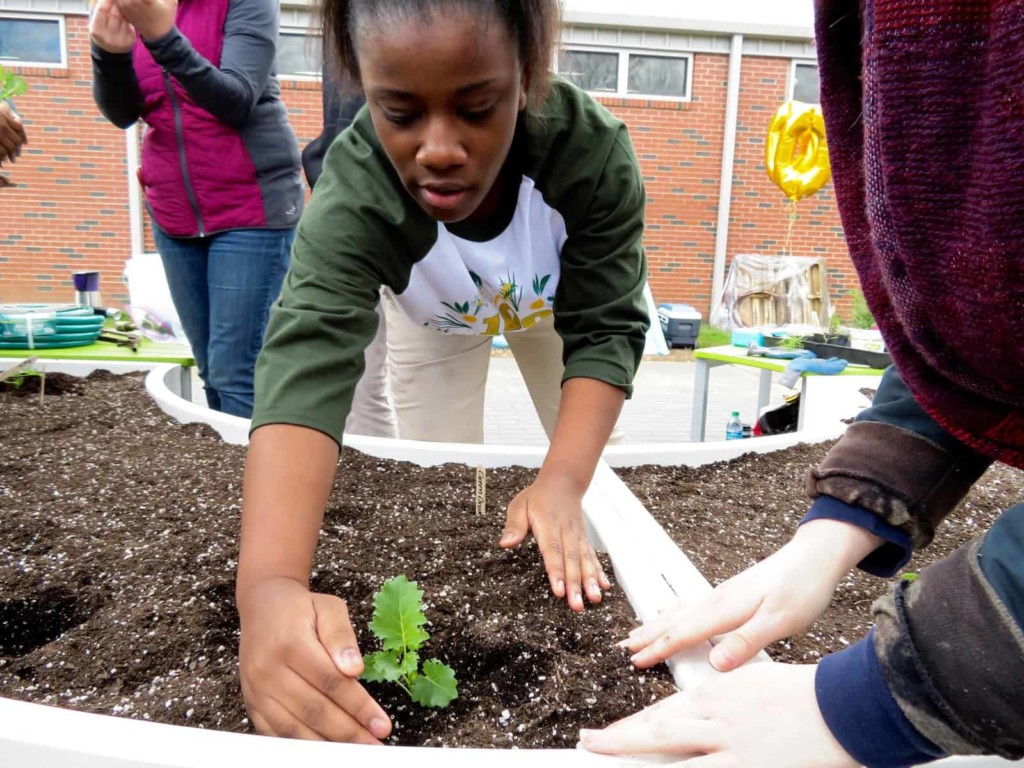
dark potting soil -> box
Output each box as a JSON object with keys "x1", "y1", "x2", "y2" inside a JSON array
[
  {"x1": 0, "y1": 371, "x2": 674, "y2": 748},
  {"x1": 618, "y1": 443, "x2": 1023, "y2": 663}
]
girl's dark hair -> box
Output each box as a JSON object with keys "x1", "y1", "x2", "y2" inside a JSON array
[{"x1": 321, "y1": 0, "x2": 560, "y2": 111}]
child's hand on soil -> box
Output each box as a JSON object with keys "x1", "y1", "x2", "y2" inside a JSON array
[
  {"x1": 499, "y1": 474, "x2": 611, "y2": 613},
  {"x1": 620, "y1": 519, "x2": 883, "y2": 671},
  {"x1": 578, "y1": 662, "x2": 859, "y2": 768},
  {"x1": 237, "y1": 576, "x2": 393, "y2": 743}
]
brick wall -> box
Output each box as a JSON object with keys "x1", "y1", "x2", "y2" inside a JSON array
[
  {"x1": 0, "y1": 17, "x2": 858, "y2": 320},
  {"x1": 1, "y1": 15, "x2": 134, "y2": 306},
  {"x1": 597, "y1": 54, "x2": 730, "y2": 316},
  {"x1": 597, "y1": 54, "x2": 857, "y2": 319},
  {"x1": 725, "y1": 57, "x2": 857, "y2": 316}
]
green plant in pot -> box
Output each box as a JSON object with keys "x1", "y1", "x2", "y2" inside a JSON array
[
  {"x1": 808, "y1": 311, "x2": 850, "y2": 346},
  {"x1": 850, "y1": 288, "x2": 876, "y2": 330},
  {"x1": 846, "y1": 287, "x2": 887, "y2": 354},
  {"x1": 778, "y1": 333, "x2": 808, "y2": 350}
]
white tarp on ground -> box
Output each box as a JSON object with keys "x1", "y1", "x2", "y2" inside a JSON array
[{"x1": 643, "y1": 282, "x2": 670, "y2": 356}]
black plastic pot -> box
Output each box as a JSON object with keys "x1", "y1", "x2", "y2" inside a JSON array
[
  {"x1": 806, "y1": 333, "x2": 850, "y2": 347},
  {"x1": 763, "y1": 333, "x2": 850, "y2": 349},
  {"x1": 802, "y1": 340, "x2": 891, "y2": 369}
]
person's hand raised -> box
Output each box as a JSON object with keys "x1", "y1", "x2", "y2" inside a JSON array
[
  {"x1": 89, "y1": 0, "x2": 137, "y2": 54},
  {"x1": 114, "y1": 0, "x2": 177, "y2": 42}
]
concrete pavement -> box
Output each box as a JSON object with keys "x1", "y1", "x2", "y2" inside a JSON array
[
  {"x1": 186, "y1": 351, "x2": 876, "y2": 445},
  {"x1": 483, "y1": 355, "x2": 796, "y2": 445}
]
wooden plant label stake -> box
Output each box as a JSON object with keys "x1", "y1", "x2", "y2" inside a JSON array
[
  {"x1": 39, "y1": 371, "x2": 46, "y2": 405},
  {"x1": 475, "y1": 466, "x2": 486, "y2": 517}
]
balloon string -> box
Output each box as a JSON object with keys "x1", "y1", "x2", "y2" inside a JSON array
[{"x1": 782, "y1": 199, "x2": 799, "y2": 257}]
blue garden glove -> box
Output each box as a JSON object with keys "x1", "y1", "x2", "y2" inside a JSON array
[
  {"x1": 779, "y1": 356, "x2": 849, "y2": 388},
  {"x1": 746, "y1": 343, "x2": 817, "y2": 360}
]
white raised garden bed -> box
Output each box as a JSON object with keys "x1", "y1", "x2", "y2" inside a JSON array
[{"x1": 0, "y1": 364, "x2": 1016, "y2": 767}]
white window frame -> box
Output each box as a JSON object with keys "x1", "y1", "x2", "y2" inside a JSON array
[
  {"x1": 788, "y1": 59, "x2": 820, "y2": 103},
  {"x1": 277, "y1": 28, "x2": 323, "y2": 82},
  {"x1": 0, "y1": 13, "x2": 67, "y2": 69},
  {"x1": 556, "y1": 46, "x2": 694, "y2": 104}
]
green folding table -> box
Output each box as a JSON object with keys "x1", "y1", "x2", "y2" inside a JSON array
[
  {"x1": 0, "y1": 337, "x2": 195, "y2": 400},
  {"x1": 690, "y1": 344, "x2": 888, "y2": 441}
]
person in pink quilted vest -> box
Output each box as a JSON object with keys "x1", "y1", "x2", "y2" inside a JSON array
[{"x1": 89, "y1": 0, "x2": 304, "y2": 418}]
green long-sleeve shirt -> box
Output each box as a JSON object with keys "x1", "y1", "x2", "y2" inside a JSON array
[{"x1": 252, "y1": 79, "x2": 649, "y2": 445}]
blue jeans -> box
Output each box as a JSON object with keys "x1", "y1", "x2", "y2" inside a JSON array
[{"x1": 153, "y1": 227, "x2": 294, "y2": 418}]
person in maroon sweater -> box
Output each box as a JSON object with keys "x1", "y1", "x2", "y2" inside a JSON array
[{"x1": 580, "y1": 2, "x2": 1024, "y2": 766}]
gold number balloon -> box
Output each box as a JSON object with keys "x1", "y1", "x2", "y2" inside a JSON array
[{"x1": 765, "y1": 100, "x2": 831, "y2": 201}]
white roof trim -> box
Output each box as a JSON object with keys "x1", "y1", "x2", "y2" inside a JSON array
[{"x1": 562, "y1": 10, "x2": 813, "y2": 41}]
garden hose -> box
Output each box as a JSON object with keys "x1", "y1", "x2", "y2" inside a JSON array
[{"x1": 0, "y1": 304, "x2": 104, "y2": 350}]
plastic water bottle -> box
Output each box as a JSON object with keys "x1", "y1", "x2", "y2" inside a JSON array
[{"x1": 726, "y1": 410, "x2": 744, "y2": 440}]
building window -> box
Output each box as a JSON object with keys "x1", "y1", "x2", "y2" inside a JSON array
[
  {"x1": 277, "y1": 31, "x2": 322, "y2": 79},
  {"x1": 0, "y1": 15, "x2": 65, "y2": 67},
  {"x1": 557, "y1": 47, "x2": 692, "y2": 102},
  {"x1": 557, "y1": 49, "x2": 618, "y2": 93},
  {"x1": 627, "y1": 54, "x2": 688, "y2": 99},
  {"x1": 791, "y1": 61, "x2": 820, "y2": 104}
]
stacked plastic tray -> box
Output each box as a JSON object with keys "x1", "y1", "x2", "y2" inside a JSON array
[{"x1": 0, "y1": 304, "x2": 105, "y2": 350}]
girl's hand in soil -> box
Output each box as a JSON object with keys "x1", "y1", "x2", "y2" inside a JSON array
[
  {"x1": 579, "y1": 662, "x2": 859, "y2": 768},
  {"x1": 499, "y1": 378, "x2": 623, "y2": 612},
  {"x1": 89, "y1": 0, "x2": 137, "y2": 54},
  {"x1": 238, "y1": 576, "x2": 392, "y2": 744},
  {"x1": 501, "y1": 474, "x2": 611, "y2": 613},
  {"x1": 621, "y1": 519, "x2": 885, "y2": 671}
]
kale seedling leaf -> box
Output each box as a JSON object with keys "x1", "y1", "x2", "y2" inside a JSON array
[
  {"x1": 362, "y1": 651, "x2": 403, "y2": 683},
  {"x1": 369, "y1": 574, "x2": 430, "y2": 653},
  {"x1": 410, "y1": 659, "x2": 459, "y2": 708},
  {"x1": 361, "y1": 575, "x2": 458, "y2": 708}
]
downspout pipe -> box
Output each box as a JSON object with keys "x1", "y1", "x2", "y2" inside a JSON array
[
  {"x1": 126, "y1": 124, "x2": 144, "y2": 257},
  {"x1": 711, "y1": 33, "x2": 743, "y2": 317}
]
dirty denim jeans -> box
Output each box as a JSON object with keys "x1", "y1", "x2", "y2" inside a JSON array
[{"x1": 153, "y1": 226, "x2": 294, "y2": 418}]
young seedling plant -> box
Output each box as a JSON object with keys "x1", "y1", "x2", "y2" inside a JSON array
[
  {"x1": 0, "y1": 357, "x2": 45, "y2": 404},
  {"x1": 778, "y1": 333, "x2": 808, "y2": 351},
  {"x1": 361, "y1": 575, "x2": 458, "y2": 708}
]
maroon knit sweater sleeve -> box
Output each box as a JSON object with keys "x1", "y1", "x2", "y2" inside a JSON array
[
  {"x1": 816, "y1": 0, "x2": 1024, "y2": 469},
  {"x1": 814, "y1": 2, "x2": 1024, "y2": 760}
]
